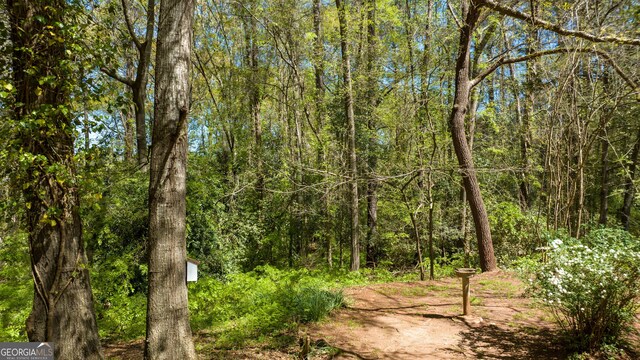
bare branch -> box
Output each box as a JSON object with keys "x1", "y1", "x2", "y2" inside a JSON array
[
  {"x1": 479, "y1": 0, "x2": 640, "y2": 46},
  {"x1": 122, "y1": 0, "x2": 143, "y2": 50},
  {"x1": 447, "y1": 1, "x2": 463, "y2": 29},
  {"x1": 471, "y1": 47, "x2": 638, "y2": 90},
  {"x1": 100, "y1": 67, "x2": 135, "y2": 87}
]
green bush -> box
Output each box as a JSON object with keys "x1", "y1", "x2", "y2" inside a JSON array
[
  {"x1": 531, "y1": 228, "x2": 640, "y2": 352},
  {"x1": 91, "y1": 253, "x2": 147, "y2": 340},
  {"x1": 488, "y1": 202, "x2": 541, "y2": 265},
  {"x1": 289, "y1": 287, "x2": 344, "y2": 323},
  {"x1": 188, "y1": 266, "x2": 345, "y2": 347}
]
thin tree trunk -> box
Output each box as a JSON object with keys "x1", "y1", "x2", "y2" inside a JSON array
[
  {"x1": 599, "y1": 137, "x2": 609, "y2": 225},
  {"x1": 101, "y1": 0, "x2": 154, "y2": 166},
  {"x1": 145, "y1": 0, "x2": 196, "y2": 357},
  {"x1": 336, "y1": 0, "x2": 359, "y2": 271},
  {"x1": 8, "y1": 0, "x2": 103, "y2": 357},
  {"x1": 313, "y1": 0, "x2": 332, "y2": 267},
  {"x1": 401, "y1": 183, "x2": 425, "y2": 280},
  {"x1": 244, "y1": 4, "x2": 264, "y2": 204},
  {"x1": 364, "y1": 0, "x2": 378, "y2": 268},
  {"x1": 134, "y1": 0, "x2": 154, "y2": 166},
  {"x1": 449, "y1": 0, "x2": 496, "y2": 272},
  {"x1": 124, "y1": 59, "x2": 136, "y2": 161},
  {"x1": 505, "y1": 50, "x2": 528, "y2": 210},
  {"x1": 621, "y1": 129, "x2": 640, "y2": 230}
]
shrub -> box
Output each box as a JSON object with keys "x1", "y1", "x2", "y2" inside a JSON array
[
  {"x1": 289, "y1": 287, "x2": 345, "y2": 323},
  {"x1": 531, "y1": 228, "x2": 640, "y2": 352},
  {"x1": 488, "y1": 202, "x2": 541, "y2": 265},
  {"x1": 188, "y1": 266, "x2": 345, "y2": 347}
]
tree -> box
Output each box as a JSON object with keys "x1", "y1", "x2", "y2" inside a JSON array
[
  {"x1": 6, "y1": 0, "x2": 103, "y2": 357},
  {"x1": 449, "y1": 0, "x2": 497, "y2": 272},
  {"x1": 144, "y1": 0, "x2": 196, "y2": 357},
  {"x1": 336, "y1": 0, "x2": 359, "y2": 271},
  {"x1": 101, "y1": 0, "x2": 155, "y2": 166}
]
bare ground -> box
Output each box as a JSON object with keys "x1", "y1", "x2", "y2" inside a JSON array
[{"x1": 304, "y1": 270, "x2": 565, "y2": 360}]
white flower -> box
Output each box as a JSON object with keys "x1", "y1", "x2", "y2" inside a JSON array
[{"x1": 551, "y1": 239, "x2": 563, "y2": 248}]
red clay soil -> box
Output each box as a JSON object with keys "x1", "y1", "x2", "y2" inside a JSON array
[{"x1": 304, "y1": 270, "x2": 566, "y2": 360}]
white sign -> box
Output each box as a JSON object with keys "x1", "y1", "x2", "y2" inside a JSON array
[{"x1": 186, "y1": 258, "x2": 199, "y2": 282}]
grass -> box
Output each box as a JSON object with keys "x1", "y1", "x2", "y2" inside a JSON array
[
  {"x1": 470, "y1": 296, "x2": 484, "y2": 306},
  {"x1": 425, "y1": 283, "x2": 455, "y2": 292},
  {"x1": 477, "y1": 278, "x2": 521, "y2": 298},
  {"x1": 377, "y1": 285, "x2": 432, "y2": 297}
]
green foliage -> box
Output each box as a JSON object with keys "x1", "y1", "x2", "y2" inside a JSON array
[
  {"x1": 287, "y1": 287, "x2": 345, "y2": 323},
  {"x1": 188, "y1": 266, "x2": 346, "y2": 348},
  {"x1": 0, "y1": 232, "x2": 32, "y2": 341},
  {"x1": 530, "y1": 228, "x2": 640, "y2": 353},
  {"x1": 186, "y1": 155, "x2": 251, "y2": 278},
  {"x1": 432, "y1": 252, "x2": 470, "y2": 278},
  {"x1": 488, "y1": 202, "x2": 541, "y2": 265},
  {"x1": 78, "y1": 161, "x2": 149, "y2": 340},
  {"x1": 91, "y1": 252, "x2": 147, "y2": 340}
]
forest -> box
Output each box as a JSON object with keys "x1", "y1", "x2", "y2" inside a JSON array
[{"x1": 1, "y1": 0, "x2": 640, "y2": 359}]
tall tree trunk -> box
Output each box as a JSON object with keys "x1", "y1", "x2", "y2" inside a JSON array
[
  {"x1": 313, "y1": 0, "x2": 331, "y2": 267},
  {"x1": 336, "y1": 0, "x2": 359, "y2": 271},
  {"x1": 449, "y1": 0, "x2": 496, "y2": 272},
  {"x1": 364, "y1": 0, "x2": 378, "y2": 267},
  {"x1": 598, "y1": 71, "x2": 612, "y2": 226},
  {"x1": 133, "y1": 0, "x2": 154, "y2": 166},
  {"x1": 8, "y1": 0, "x2": 103, "y2": 358},
  {"x1": 420, "y1": 0, "x2": 435, "y2": 280},
  {"x1": 145, "y1": 0, "x2": 196, "y2": 357},
  {"x1": 599, "y1": 137, "x2": 609, "y2": 225},
  {"x1": 244, "y1": 4, "x2": 263, "y2": 204},
  {"x1": 123, "y1": 59, "x2": 136, "y2": 162}
]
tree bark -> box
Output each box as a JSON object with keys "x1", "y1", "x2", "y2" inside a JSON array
[
  {"x1": 336, "y1": 0, "x2": 359, "y2": 271},
  {"x1": 449, "y1": 0, "x2": 496, "y2": 272},
  {"x1": 145, "y1": 0, "x2": 196, "y2": 357},
  {"x1": 123, "y1": 59, "x2": 136, "y2": 162},
  {"x1": 8, "y1": 0, "x2": 103, "y2": 358}
]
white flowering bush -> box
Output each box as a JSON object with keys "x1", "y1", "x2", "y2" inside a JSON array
[{"x1": 532, "y1": 229, "x2": 640, "y2": 352}]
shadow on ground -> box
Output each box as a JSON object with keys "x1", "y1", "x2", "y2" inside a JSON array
[{"x1": 457, "y1": 323, "x2": 566, "y2": 359}]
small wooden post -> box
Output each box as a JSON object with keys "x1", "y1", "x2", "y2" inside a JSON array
[
  {"x1": 455, "y1": 268, "x2": 476, "y2": 316},
  {"x1": 536, "y1": 246, "x2": 550, "y2": 263}
]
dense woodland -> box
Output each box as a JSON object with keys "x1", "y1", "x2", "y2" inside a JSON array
[{"x1": 1, "y1": 0, "x2": 640, "y2": 358}]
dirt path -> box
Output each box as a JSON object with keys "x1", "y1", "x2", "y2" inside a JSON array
[{"x1": 305, "y1": 271, "x2": 565, "y2": 359}]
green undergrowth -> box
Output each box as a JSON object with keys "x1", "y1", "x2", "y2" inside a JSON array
[
  {"x1": 188, "y1": 265, "x2": 418, "y2": 348},
  {"x1": 0, "y1": 240, "x2": 428, "y2": 348},
  {"x1": 0, "y1": 232, "x2": 32, "y2": 341}
]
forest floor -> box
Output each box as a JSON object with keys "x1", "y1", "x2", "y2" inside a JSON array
[{"x1": 103, "y1": 270, "x2": 639, "y2": 359}]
